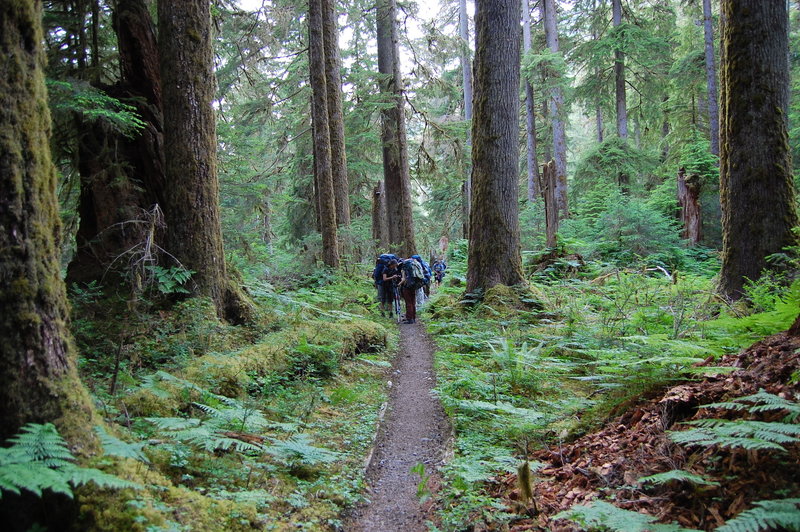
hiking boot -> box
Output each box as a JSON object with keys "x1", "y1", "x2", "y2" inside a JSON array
[{"x1": 402, "y1": 319, "x2": 416, "y2": 324}]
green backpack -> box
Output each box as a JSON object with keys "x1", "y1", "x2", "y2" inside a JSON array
[{"x1": 403, "y1": 259, "x2": 425, "y2": 289}]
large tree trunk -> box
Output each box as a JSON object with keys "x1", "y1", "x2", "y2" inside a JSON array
[
  {"x1": 322, "y1": 0, "x2": 350, "y2": 228},
  {"x1": 541, "y1": 160, "x2": 559, "y2": 248},
  {"x1": 543, "y1": 0, "x2": 568, "y2": 218},
  {"x1": 372, "y1": 181, "x2": 389, "y2": 250},
  {"x1": 377, "y1": 0, "x2": 416, "y2": 256},
  {"x1": 67, "y1": 0, "x2": 166, "y2": 286},
  {"x1": 0, "y1": 9, "x2": 100, "y2": 512},
  {"x1": 309, "y1": 0, "x2": 340, "y2": 267},
  {"x1": 522, "y1": 0, "x2": 540, "y2": 203},
  {"x1": 459, "y1": 0, "x2": 474, "y2": 237},
  {"x1": 718, "y1": 0, "x2": 799, "y2": 299},
  {"x1": 703, "y1": 0, "x2": 720, "y2": 157},
  {"x1": 158, "y1": 0, "x2": 252, "y2": 322},
  {"x1": 466, "y1": 0, "x2": 526, "y2": 293},
  {"x1": 612, "y1": 0, "x2": 628, "y2": 140}
]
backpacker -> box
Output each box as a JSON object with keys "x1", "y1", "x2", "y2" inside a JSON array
[
  {"x1": 403, "y1": 258, "x2": 425, "y2": 289},
  {"x1": 373, "y1": 253, "x2": 398, "y2": 284}
]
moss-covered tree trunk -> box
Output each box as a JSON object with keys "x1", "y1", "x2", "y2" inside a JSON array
[
  {"x1": 703, "y1": 0, "x2": 720, "y2": 157},
  {"x1": 459, "y1": 0, "x2": 473, "y2": 238},
  {"x1": 718, "y1": 0, "x2": 799, "y2": 299},
  {"x1": 322, "y1": 0, "x2": 350, "y2": 229},
  {"x1": 612, "y1": 0, "x2": 628, "y2": 141},
  {"x1": 466, "y1": 0, "x2": 526, "y2": 293},
  {"x1": 377, "y1": 0, "x2": 416, "y2": 257},
  {"x1": 309, "y1": 0, "x2": 340, "y2": 268},
  {"x1": 522, "y1": 0, "x2": 539, "y2": 204},
  {"x1": 543, "y1": 0, "x2": 568, "y2": 218},
  {"x1": 67, "y1": 0, "x2": 166, "y2": 285},
  {"x1": 372, "y1": 181, "x2": 389, "y2": 250},
  {"x1": 0, "y1": 26, "x2": 106, "y2": 523},
  {"x1": 158, "y1": 0, "x2": 252, "y2": 322}
]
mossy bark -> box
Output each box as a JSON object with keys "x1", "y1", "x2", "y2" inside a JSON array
[
  {"x1": 612, "y1": 0, "x2": 628, "y2": 141},
  {"x1": 158, "y1": 0, "x2": 253, "y2": 322},
  {"x1": 377, "y1": 0, "x2": 416, "y2": 257},
  {"x1": 543, "y1": 0, "x2": 568, "y2": 218},
  {"x1": 321, "y1": 0, "x2": 350, "y2": 229},
  {"x1": 466, "y1": 0, "x2": 526, "y2": 293},
  {"x1": 718, "y1": 0, "x2": 799, "y2": 299},
  {"x1": 67, "y1": 0, "x2": 166, "y2": 285},
  {"x1": 309, "y1": 0, "x2": 340, "y2": 268}
]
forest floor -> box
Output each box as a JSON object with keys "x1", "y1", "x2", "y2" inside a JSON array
[
  {"x1": 488, "y1": 329, "x2": 800, "y2": 531},
  {"x1": 346, "y1": 320, "x2": 451, "y2": 531}
]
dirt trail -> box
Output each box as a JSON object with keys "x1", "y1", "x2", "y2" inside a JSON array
[{"x1": 347, "y1": 321, "x2": 450, "y2": 532}]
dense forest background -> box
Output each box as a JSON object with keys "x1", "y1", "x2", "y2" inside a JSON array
[{"x1": 1, "y1": 0, "x2": 800, "y2": 530}]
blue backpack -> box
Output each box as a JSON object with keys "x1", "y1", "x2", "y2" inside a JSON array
[
  {"x1": 411, "y1": 255, "x2": 432, "y2": 285},
  {"x1": 373, "y1": 253, "x2": 398, "y2": 284}
]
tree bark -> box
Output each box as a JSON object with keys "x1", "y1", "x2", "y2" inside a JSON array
[
  {"x1": 541, "y1": 160, "x2": 559, "y2": 248},
  {"x1": 0, "y1": 0, "x2": 98, "y2": 451},
  {"x1": 377, "y1": 0, "x2": 416, "y2": 256},
  {"x1": 322, "y1": 0, "x2": 350, "y2": 228},
  {"x1": 67, "y1": 0, "x2": 166, "y2": 286},
  {"x1": 466, "y1": 0, "x2": 526, "y2": 293},
  {"x1": 158, "y1": 0, "x2": 253, "y2": 322},
  {"x1": 543, "y1": 0, "x2": 568, "y2": 218},
  {"x1": 372, "y1": 181, "x2": 389, "y2": 250},
  {"x1": 718, "y1": 0, "x2": 799, "y2": 299},
  {"x1": 522, "y1": 0, "x2": 540, "y2": 203},
  {"x1": 460, "y1": 0, "x2": 474, "y2": 237},
  {"x1": 677, "y1": 167, "x2": 702, "y2": 245},
  {"x1": 309, "y1": 0, "x2": 340, "y2": 267},
  {"x1": 703, "y1": 0, "x2": 720, "y2": 157},
  {"x1": 612, "y1": 0, "x2": 628, "y2": 140}
]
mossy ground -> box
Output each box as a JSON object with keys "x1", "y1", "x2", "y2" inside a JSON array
[{"x1": 67, "y1": 274, "x2": 396, "y2": 530}]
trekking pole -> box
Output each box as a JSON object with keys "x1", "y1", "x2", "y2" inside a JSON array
[{"x1": 393, "y1": 282, "x2": 402, "y2": 323}]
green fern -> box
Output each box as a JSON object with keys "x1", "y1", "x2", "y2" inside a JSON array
[
  {"x1": 717, "y1": 498, "x2": 800, "y2": 532},
  {"x1": 266, "y1": 434, "x2": 340, "y2": 467},
  {"x1": 0, "y1": 423, "x2": 140, "y2": 499},
  {"x1": 554, "y1": 500, "x2": 699, "y2": 531},
  {"x1": 670, "y1": 418, "x2": 800, "y2": 452},
  {"x1": 703, "y1": 389, "x2": 800, "y2": 422},
  {"x1": 95, "y1": 426, "x2": 150, "y2": 464},
  {"x1": 639, "y1": 469, "x2": 719, "y2": 487}
]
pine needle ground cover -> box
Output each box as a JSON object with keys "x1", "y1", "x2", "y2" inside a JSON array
[
  {"x1": 423, "y1": 250, "x2": 800, "y2": 531},
  {"x1": 62, "y1": 274, "x2": 395, "y2": 530}
]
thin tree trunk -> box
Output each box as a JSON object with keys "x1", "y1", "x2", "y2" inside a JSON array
[
  {"x1": 309, "y1": 0, "x2": 340, "y2": 267},
  {"x1": 612, "y1": 0, "x2": 628, "y2": 139},
  {"x1": 159, "y1": 0, "x2": 253, "y2": 322},
  {"x1": 541, "y1": 160, "x2": 559, "y2": 248},
  {"x1": 459, "y1": 0, "x2": 473, "y2": 238},
  {"x1": 718, "y1": 0, "x2": 799, "y2": 299},
  {"x1": 677, "y1": 167, "x2": 702, "y2": 245},
  {"x1": 466, "y1": 0, "x2": 526, "y2": 293},
  {"x1": 377, "y1": 0, "x2": 416, "y2": 256},
  {"x1": 703, "y1": 0, "x2": 720, "y2": 156},
  {"x1": 522, "y1": 0, "x2": 540, "y2": 203},
  {"x1": 322, "y1": 0, "x2": 350, "y2": 228},
  {"x1": 543, "y1": 0, "x2": 568, "y2": 218}
]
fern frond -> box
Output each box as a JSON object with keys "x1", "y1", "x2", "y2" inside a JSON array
[
  {"x1": 703, "y1": 390, "x2": 800, "y2": 422},
  {"x1": 670, "y1": 419, "x2": 800, "y2": 452},
  {"x1": 7, "y1": 423, "x2": 73, "y2": 463},
  {"x1": 717, "y1": 498, "x2": 800, "y2": 532},
  {"x1": 554, "y1": 500, "x2": 698, "y2": 531},
  {"x1": 95, "y1": 426, "x2": 150, "y2": 464},
  {"x1": 144, "y1": 417, "x2": 202, "y2": 431},
  {"x1": 0, "y1": 463, "x2": 72, "y2": 498},
  {"x1": 639, "y1": 469, "x2": 719, "y2": 487},
  {"x1": 267, "y1": 434, "x2": 339, "y2": 466},
  {"x1": 60, "y1": 464, "x2": 142, "y2": 491}
]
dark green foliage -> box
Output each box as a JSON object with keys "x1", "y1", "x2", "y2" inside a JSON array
[{"x1": 717, "y1": 499, "x2": 800, "y2": 532}]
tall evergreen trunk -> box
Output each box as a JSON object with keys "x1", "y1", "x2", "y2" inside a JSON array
[
  {"x1": 466, "y1": 0, "x2": 526, "y2": 293},
  {"x1": 718, "y1": 0, "x2": 799, "y2": 299},
  {"x1": 703, "y1": 0, "x2": 720, "y2": 157},
  {"x1": 522, "y1": 0, "x2": 540, "y2": 203},
  {"x1": 309, "y1": 0, "x2": 340, "y2": 267},
  {"x1": 593, "y1": 0, "x2": 604, "y2": 143},
  {"x1": 322, "y1": 0, "x2": 350, "y2": 228},
  {"x1": 67, "y1": 0, "x2": 166, "y2": 285},
  {"x1": 543, "y1": 0, "x2": 568, "y2": 218},
  {"x1": 158, "y1": 0, "x2": 252, "y2": 322},
  {"x1": 612, "y1": 0, "x2": 628, "y2": 140},
  {"x1": 377, "y1": 0, "x2": 416, "y2": 256},
  {"x1": 0, "y1": 0, "x2": 98, "y2": 449},
  {"x1": 460, "y1": 0, "x2": 474, "y2": 238}
]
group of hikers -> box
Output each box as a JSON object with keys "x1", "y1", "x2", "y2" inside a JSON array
[{"x1": 372, "y1": 253, "x2": 447, "y2": 324}]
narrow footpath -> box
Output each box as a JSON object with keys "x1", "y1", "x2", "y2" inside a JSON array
[{"x1": 347, "y1": 321, "x2": 450, "y2": 531}]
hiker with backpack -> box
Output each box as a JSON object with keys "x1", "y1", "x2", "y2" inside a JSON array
[
  {"x1": 399, "y1": 257, "x2": 426, "y2": 324},
  {"x1": 373, "y1": 253, "x2": 393, "y2": 316},
  {"x1": 381, "y1": 258, "x2": 401, "y2": 318},
  {"x1": 432, "y1": 259, "x2": 447, "y2": 286},
  {"x1": 411, "y1": 254, "x2": 432, "y2": 304}
]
